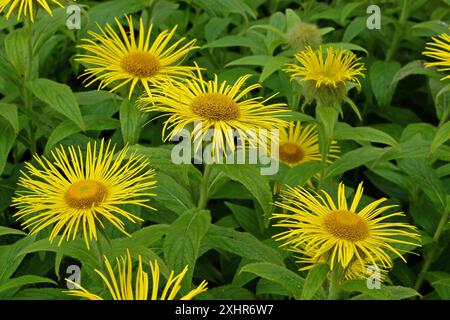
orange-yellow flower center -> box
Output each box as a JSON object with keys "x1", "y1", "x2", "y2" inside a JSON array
[
  {"x1": 279, "y1": 142, "x2": 304, "y2": 164},
  {"x1": 191, "y1": 93, "x2": 240, "y2": 121},
  {"x1": 65, "y1": 180, "x2": 107, "y2": 209},
  {"x1": 121, "y1": 52, "x2": 160, "y2": 78},
  {"x1": 323, "y1": 210, "x2": 369, "y2": 241}
]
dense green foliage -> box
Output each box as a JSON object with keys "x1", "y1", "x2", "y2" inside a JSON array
[{"x1": 0, "y1": 0, "x2": 449, "y2": 300}]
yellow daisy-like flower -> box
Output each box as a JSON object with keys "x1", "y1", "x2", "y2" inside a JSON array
[
  {"x1": 285, "y1": 46, "x2": 365, "y2": 88},
  {"x1": 272, "y1": 182, "x2": 420, "y2": 271},
  {"x1": 423, "y1": 30, "x2": 450, "y2": 80},
  {"x1": 12, "y1": 140, "x2": 156, "y2": 248},
  {"x1": 0, "y1": 0, "x2": 63, "y2": 22},
  {"x1": 76, "y1": 15, "x2": 198, "y2": 99},
  {"x1": 139, "y1": 66, "x2": 288, "y2": 159},
  {"x1": 285, "y1": 46, "x2": 365, "y2": 106},
  {"x1": 66, "y1": 250, "x2": 208, "y2": 300},
  {"x1": 277, "y1": 121, "x2": 339, "y2": 167}
]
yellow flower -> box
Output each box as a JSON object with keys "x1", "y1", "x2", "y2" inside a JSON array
[
  {"x1": 272, "y1": 182, "x2": 420, "y2": 271},
  {"x1": 423, "y1": 30, "x2": 450, "y2": 80},
  {"x1": 66, "y1": 250, "x2": 208, "y2": 300},
  {"x1": 285, "y1": 46, "x2": 365, "y2": 106},
  {"x1": 139, "y1": 66, "x2": 288, "y2": 159},
  {"x1": 0, "y1": 0, "x2": 63, "y2": 22},
  {"x1": 76, "y1": 15, "x2": 198, "y2": 99},
  {"x1": 286, "y1": 46, "x2": 365, "y2": 88},
  {"x1": 277, "y1": 121, "x2": 339, "y2": 167},
  {"x1": 12, "y1": 140, "x2": 156, "y2": 248}
]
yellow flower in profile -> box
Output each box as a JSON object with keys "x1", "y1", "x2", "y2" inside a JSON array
[
  {"x1": 285, "y1": 46, "x2": 365, "y2": 106},
  {"x1": 66, "y1": 250, "x2": 208, "y2": 300},
  {"x1": 0, "y1": 0, "x2": 63, "y2": 22},
  {"x1": 76, "y1": 15, "x2": 198, "y2": 98},
  {"x1": 12, "y1": 140, "x2": 156, "y2": 248},
  {"x1": 139, "y1": 66, "x2": 288, "y2": 158},
  {"x1": 286, "y1": 46, "x2": 365, "y2": 88},
  {"x1": 277, "y1": 121, "x2": 339, "y2": 167},
  {"x1": 423, "y1": 30, "x2": 450, "y2": 80},
  {"x1": 272, "y1": 182, "x2": 420, "y2": 271}
]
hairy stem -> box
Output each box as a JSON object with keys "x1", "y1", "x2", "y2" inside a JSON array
[
  {"x1": 414, "y1": 209, "x2": 449, "y2": 291},
  {"x1": 197, "y1": 165, "x2": 212, "y2": 209},
  {"x1": 23, "y1": 17, "x2": 36, "y2": 154}
]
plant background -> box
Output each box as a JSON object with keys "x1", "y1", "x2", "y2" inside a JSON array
[{"x1": 0, "y1": 0, "x2": 449, "y2": 300}]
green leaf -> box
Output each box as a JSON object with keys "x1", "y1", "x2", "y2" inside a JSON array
[
  {"x1": 4, "y1": 29, "x2": 28, "y2": 75},
  {"x1": 316, "y1": 105, "x2": 339, "y2": 141},
  {"x1": 398, "y1": 158, "x2": 447, "y2": 211},
  {"x1": 343, "y1": 17, "x2": 367, "y2": 42},
  {"x1": 411, "y1": 20, "x2": 450, "y2": 36},
  {"x1": 369, "y1": 60, "x2": 401, "y2": 108},
  {"x1": 341, "y1": 280, "x2": 420, "y2": 300},
  {"x1": 390, "y1": 60, "x2": 440, "y2": 86},
  {"x1": 334, "y1": 123, "x2": 397, "y2": 146},
  {"x1": 325, "y1": 146, "x2": 386, "y2": 178},
  {"x1": 323, "y1": 42, "x2": 368, "y2": 54},
  {"x1": 30, "y1": 78, "x2": 85, "y2": 131},
  {"x1": 225, "y1": 202, "x2": 264, "y2": 237},
  {"x1": 226, "y1": 55, "x2": 271, "y2": 67},
  {"x1": 431, "y1": 278, "x2": 450, "y2": 299},
  {"x1": 112, "y1": 224, "x2": 169, "y2": 248},
  {"x1": 203, "y1": 36, "x2": 261, "y2": 49},
  {"x1": 201, "y1": 285, "x2": 254, "y2": 300},
  {"x1": 44, "y1": 115, "x2": 120, "y2": 154},
  {"x1": 0, "y1": 227, "x2": 26, "y2": 238},
  {"x1": 301, "y1": 264, "x2": 329, "y2": 300},
  {"x1": 0, "y1": 275, "x2": 56, "y2": 294},
  {"x1": 0, "y1": 118, "x2": 16, "y2": 175},
  {"x1": 163, "y1": 209, "x2": 211, "y2": 292},
  {"x1": 431, "y1": 121, "x2": 450, "y2": 154},
  {"x1": 0, "y1": 102, "x2": 19, "y2": 134},
  {"x1": 18, "y1": 237, "x2": 99, "y2": 273},
  {"x1": 12, "y1": 288, "x2": 69, "y2": 300},
  {"x1": 204, "y1": 225, "x2": 283, "y2": 265},
  {"x1": 285, "y1": 9, "x2": 301, "y2": 30},
  {"x1": 0, "y1": 236, "x2": 36, "y2": 284},
  {"x1": 240, "y1": 262, "x2": 304, "y2": 299},
  {"x1": 120, "y1": 98, "x2": 142, "y2": 145},
  {"x1": 215, "y1": 165, "x2": 272, "y2": 216},
  {"x1": 155, "y1": 172, "x2": 196, "y2": 214},
  {"x1": 260, "y1": 56, "x2": 290, "y2": 82},
  {"x1": 283, "y1": 161, "x2": 322, "y2": 187}
]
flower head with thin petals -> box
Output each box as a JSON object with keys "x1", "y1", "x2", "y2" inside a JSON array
[
  {"x1": 285, "y1": 46, "x2": 365, "y2": 107},
  {"x1": 423, "y1": 30, "x2": 450, "y2": 80},
  {"x1": 139, "y1": 66, "x2": 289, "y2": 159},
  {"x1": 285, "y1": 46, "x2": 365, "y2": 88},
  {"x1": 276, "y1": 121, "x2": 339, "y2": 167},
  {"x1": 76, "y1": 15, "x2": 198, "y2": 98},
  {"x1": 12, "y1": 140, "x2": 157, "y2": 248},
  {"x1": 0, "y1": 0, "x2": 63, "y2": 22},
  {"x1": 272, "y1": 182, "x2": 420, "y2": 271},
  {"x1": 66, "y1": 250, "x2": 208, "y2": 300}
]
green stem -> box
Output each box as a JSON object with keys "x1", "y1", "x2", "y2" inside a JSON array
[
  {"x1": 327, "y1": 265, "x2": 342, "y2": 300},
  {"x1": 197, "y1": 165, "x2": 212, "y2": 209},
  {"x1": 385, "y1": 0, "x2": 409, "y2": 61},
  {"x1": 414, "y1": 209, "x2": 450, "y2": 291},
  {"x1": 316, "y1": 105, "x2": 338, "y2": 191},
  {"x1": 23, "y1": 17, "x2": 36, "y2": 154}
]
